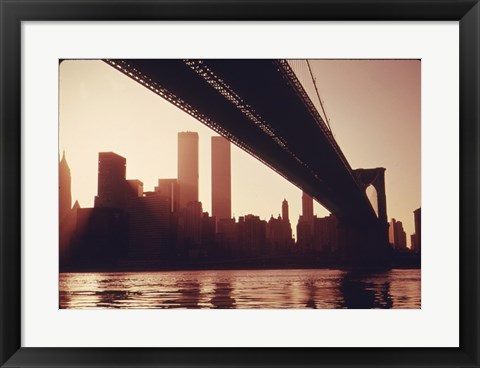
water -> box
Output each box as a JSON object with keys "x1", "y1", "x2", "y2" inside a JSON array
[{"x1": 59, "y1": 269, "x2": 420, "y2": 309}]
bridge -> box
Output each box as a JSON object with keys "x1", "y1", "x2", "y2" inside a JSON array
[{"x1": 104, "y1": 59, "x2": 391, "y2": 267}]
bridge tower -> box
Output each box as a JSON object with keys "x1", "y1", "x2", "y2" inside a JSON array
[{"x1": 337, "y1": 168, "x2": 391, "y2": 269}]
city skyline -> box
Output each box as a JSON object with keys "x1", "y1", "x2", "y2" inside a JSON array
[
  {"x1": 59, "y1": 59, "x2": 420, "y2": 245},
  {"x1": 59, "y1": 145, "x2": 420, "y2": 271},
  {"x1": 60, "y1": 142, "x2": 420, "y2": 255}
]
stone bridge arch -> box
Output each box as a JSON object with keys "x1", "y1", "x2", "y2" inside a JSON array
[{"x1": 353, "y1": 168, "x2": 387, "y2": 224}]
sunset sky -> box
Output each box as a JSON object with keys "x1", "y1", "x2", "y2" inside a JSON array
[{"x1": 59, "y1": 59, "x2": 420, "y2": 243}]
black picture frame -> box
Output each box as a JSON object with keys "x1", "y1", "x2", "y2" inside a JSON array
[{"x1": 1, "y1": 1, "x2": 479, "y2": 367}]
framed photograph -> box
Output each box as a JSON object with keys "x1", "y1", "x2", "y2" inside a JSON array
[{"x1": 1, "y1": 0, "x2": 479, "y2": 367}]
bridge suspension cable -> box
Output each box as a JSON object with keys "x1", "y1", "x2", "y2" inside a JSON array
[{"x1": 305, "y1": 60, "x2": 333, "y2": 134}]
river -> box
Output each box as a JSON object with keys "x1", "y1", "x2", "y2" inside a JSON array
[{"x1": 59, "y1": 268, "x2": 420, "y2": 309}]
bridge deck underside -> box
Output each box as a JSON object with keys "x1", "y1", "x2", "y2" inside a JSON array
[{"x1": 107, "y1": 59, "x2": 377, "y2": 223}]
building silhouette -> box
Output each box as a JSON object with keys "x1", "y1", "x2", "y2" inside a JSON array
[
  {"x1": 282, "y1": 198, "x2": 289, "y2": 223},
  {"x1": 127, "y1": 179, "x2": 143, "y2": 198},
  {"x1": 302, "y1": 192, "x2": 314, "y2": 226},
  {"x1": 295, "y1": 190, "x2": 341, "y2": 254},
  {"x1": 202, "y1": 212, "x2": 216, "y2": 253},
  {"x1": 410, "y1": 234, "x2": 416, "y2": 251},
  {"x1": 178, "y1": 132, "x2": 199, "y2": 209},
  {"x1": 127, "y1": 193, "x2": 172, "y2": 261},
  {"x1": 281, "y1": 199, "x2": 293, "y2": 247},
  {"x1": 238, "y1": 215, "x2": 267, "y2": 257},
  {"x1": 59, "y1": 151, "x2": 77, "y2": 267},
  {"x1": 296, "y1": 192, "x2": 315, "y2": 251},
  {"x1": 94, "y1": 152, "x2": 129, "y2": 210},
  {"x1": 296, "y1": 216, "x2": 313, "y2": 251},
  {"x1": 155, "y1": 178, "x2": 180, "y2": 213},
  {"x1": 74, "y1": 206, "x2": 127, "y2": 267},
  {"x1": 413, "y1": 208, "x2": 421, "y2": 253},
  {"x1": 184, "y1": 201, "x2": 203, "y2": 254},
  {"x1": 217, "y1": 218, "x2": 237, "y2": 257},
  {"x1": 60, "y1": 141, "x2": 392, "y2": 271},
  {"x1": 389, "y1": 218, "x2": 407, "y2": 251},
  {"x1": 59, "y1": 200, "x2": 80, "y2": 267},
  {"x1": 211, "y1": 136, "x2": 231, "y2": 225},
  {"x1": 313, "y1": 214, "x2": 339, "y2": 253},
  {"x1": 59, "y1": 150, "x2": 72, "y2": 222},
  {"x1": 267, "y1": 215, "x2": 285, "y2": 254}
]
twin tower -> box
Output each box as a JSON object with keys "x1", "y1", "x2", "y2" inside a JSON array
[{"x1": 178, "y1": 131, "x2": 231, "y2": 222}]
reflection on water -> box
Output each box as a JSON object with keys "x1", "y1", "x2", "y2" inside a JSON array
[
  {"x1": 59, "y1": 269, "x2": 420, "y2": 309},
  {"x1": 211, "y1": 281, "x2": 236, "y2": 309},
  {"x1": 340, "y1": 272, "x2": 394, "y2": 309}
]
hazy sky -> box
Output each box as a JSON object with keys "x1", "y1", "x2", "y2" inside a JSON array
[{"x1": 59, "y1": 59, "x2": 420, "y2": 244}]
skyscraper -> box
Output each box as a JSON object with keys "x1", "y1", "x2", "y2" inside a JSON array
[
  {"x1": 211, "y1": 136, "x2": 231, "y2": 223},
  {"x1": 59, "y1": 150, "x2": 72, "y2": 222},
  {"x1": 282, "y1": 198, "x2": 289, "y2": 223},
  {"x1": 178, "y1": 132, "x2": 199, "y2": 209},
  {"x1": 297, "y1": 192, "x2": 314, "y2": 251},
  {"x1": 281, "y1": 199, "x2": 293, "y2": 247},
  {"x1": 94, "y1": 152, "x2": 128, "y2": 209},
  {"x1": 413, "y1": 208, "x2": 421, "y2": 253},
  {"x1": 302, "y1": 191, "x2": 314, "y2": 226}
]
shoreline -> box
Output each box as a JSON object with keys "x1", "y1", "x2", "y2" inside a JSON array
[{"x1": 60, "y1": 263, "x2": 420, "y2": 273}]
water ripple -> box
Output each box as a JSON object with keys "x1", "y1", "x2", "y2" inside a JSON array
[{"x1": 59, "y1": 269, "x2": 420, "y2": 309}]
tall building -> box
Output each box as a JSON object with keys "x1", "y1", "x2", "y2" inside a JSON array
[
  {"x1": 59, "y1": 150, "x2": 72, "y2": 222},
  {"x1": 389, "y1": 218, "x2": 407, "y2": 251},
  {"x1": 302, "y1": 191, "x2": 314, "y2": 227},
  {"x1": 281, "y1": 199, "x2": 293, "y2": 246},
  {"x1": 282, "y1": 198, "x2": 289, "y2": 223},
  {"x1": 211, "y1": 136, "x2": 231, "y2": 223},
  {"x1": 297, "y1": 192, "x2": 314, "y2": 251},
  {"x1": 178, "y1": 132, "x2": 199, "y2": 209},
  {"x1": 94, "y1": 152, "x2": 128, "y2": 209},
  {"x1": 413, "y1": 207, "x2": 421, "y2": 253},
  {"x1": 155, "y1": 179, "x2": 180, "y2": 213}
]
